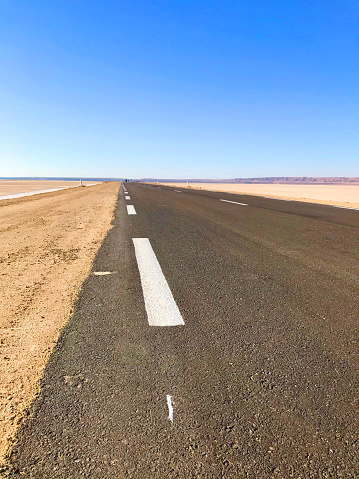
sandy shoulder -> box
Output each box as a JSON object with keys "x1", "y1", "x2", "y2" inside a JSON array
[
  {"x1": 158, "y1": 183, "x2": 359, "y2": 209},
  {"x1": 0, "y1": 182, "x2": 120, "y2": 463}
]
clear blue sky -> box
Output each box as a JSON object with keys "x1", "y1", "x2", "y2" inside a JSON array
[{"x1": 1, "y1": 1, "x2": 358, "y2": 178}]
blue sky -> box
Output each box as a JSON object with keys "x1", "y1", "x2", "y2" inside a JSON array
[{"x1": 0, "y1": 0, "x2": 358, "y2": 178}]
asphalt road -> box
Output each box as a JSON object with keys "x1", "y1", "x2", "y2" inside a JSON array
[{"x1": 5, "y1": 183, "x2": 359, "y2": 478}]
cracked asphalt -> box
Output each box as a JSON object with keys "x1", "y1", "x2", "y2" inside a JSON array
[{"x1": 4, "y1": 183, "x2": 359, "y2": 478}]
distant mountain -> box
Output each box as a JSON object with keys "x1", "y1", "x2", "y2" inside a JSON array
[{"x1": 140, "y1": 177, "x2": 359, "y2": 184}]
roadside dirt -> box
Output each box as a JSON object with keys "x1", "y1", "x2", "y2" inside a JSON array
[{"x1": 0, "y1": 182, "x2": 120, "y2": 463}]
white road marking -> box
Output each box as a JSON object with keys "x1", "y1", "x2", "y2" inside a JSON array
[
  {"x1": 93, "y1": 271, "x2": 116, "y2": 276},
  {"x1": 220, "y1": 199, "x2": 248, "y2": 206},
  {"x1": 174, "y1": 190, "x2": 182, "y2": 192},
  {"x1": 166, "y1": 395, "x2": 174, "y2": 423},
  {"x1": 125, "y1": 195, "x2": 131, "y2": 200},
  {"x1": 127, "y1": 205, "x2": 137, "y2": 215},
  {"x1": 132, "y1": 238, "x2": 185, "y2": 326}
]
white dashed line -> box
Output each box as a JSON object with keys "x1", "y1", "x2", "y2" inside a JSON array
[
  {"x1": 132, "y1": 238, "x2": 185, "y2": 326},
  {"x1": 220, "y1": 199, "x2": 248, "y2": 206},
  {"x1": 125, "y1": 195, "x2": 131, "y2": 200},
  {"x1": 174, "y1": 190, "x2": 182, "y2": 193},
  {"x1": 166, "y1": 395, "x2": 174, "y2": 423},
  {"x1": 93, "y1": 271, "x2": 116, "y2": 276},
  {"x1": 127, "y1": 205, "x2": 137, "y2": 215}
]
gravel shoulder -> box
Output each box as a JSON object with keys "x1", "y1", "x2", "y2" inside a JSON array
[{"x1": 0, "y1": 182, "x2": 120, "y2": 463}]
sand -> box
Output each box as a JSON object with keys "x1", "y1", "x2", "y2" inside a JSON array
[
  {"x1": 159, "y1": 183, "x2": 359, "y2": 209},
  {"x1": 0, "y1": 180, "x2": 101, "y2": 198},
  {"x1": 0, "y1": 182, "x2": 120, "y2": 464}
]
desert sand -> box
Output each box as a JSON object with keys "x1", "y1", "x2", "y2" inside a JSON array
[
  {"x1": 0, "y1": 182, "x2": 120, "y2": 463},
  {"x1": 0, "y1": 180, "x2": 101, "y2": 198},
  {"x1": 159, "y1": 183, "x2": 359, "y2": 208}
]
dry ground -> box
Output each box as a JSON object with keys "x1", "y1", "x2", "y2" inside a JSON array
[
  {"x1": 159, "y1": 183, "x2": 359, "y2": 208},
  {"x1": 0, "y1": 180, "x2": 101, "y2": 197},
  {"x1": 0, "y1": 182, "x2": 120, "y2": 463}
]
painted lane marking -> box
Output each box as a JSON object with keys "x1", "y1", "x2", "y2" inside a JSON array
[
  {"x1": 174, "y1": 190, "x2": 182, "y2": 193},
  {"x1": 132, "y1": 238, "x2": 185, "y2": 326},
  {"x1": 125, "y1": 195, "x2": 131, "y2": 200},
  {"x1": 166, "y1": 395, "x2": 174, "y2": 423},
  {"x1": 93, "y1": 271, "x2": 116, "y2": 276},
  {"x1": 127, "y1": 205, "x2": 137, "y2": 215},
  {"x1": 220, "y1": 199, "x2": 248, "y2": 206}
]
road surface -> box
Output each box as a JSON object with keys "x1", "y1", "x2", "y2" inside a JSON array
[{"x1": 6, "y1": 183, "x2": 359, "y2": 478}]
